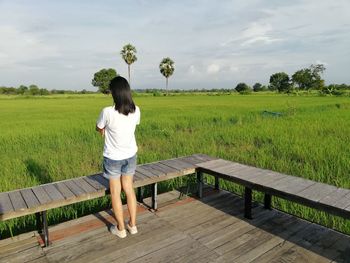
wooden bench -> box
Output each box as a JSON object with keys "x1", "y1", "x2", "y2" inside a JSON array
[
  {"x1": 197, "y1": 158, "x2": 350, "y2": 220},
  {"x1": 0, "y1": 154, "x2": 217, "y2": 247},
  {"x1": 2, "y1": 154, "x2": 350, "y2": 247}
]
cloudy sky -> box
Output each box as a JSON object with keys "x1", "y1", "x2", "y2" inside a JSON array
[{"x1": 0, "y1": 0, "x2": 349, "y2": 90}]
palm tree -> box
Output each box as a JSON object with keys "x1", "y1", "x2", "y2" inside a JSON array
[
  {"x1": 120, "y1": 44, "x2": 137, "y2": 85},
  {"x1": 159, "y1": 57, "x2": 175, "y2": 94}
]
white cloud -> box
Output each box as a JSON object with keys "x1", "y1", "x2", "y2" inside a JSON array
[
  {"x1": 188, "y1": 65, "x2": 198, "y2": 75},
  {"x1": 230, "y1": 65, "x2": 239, "y2": 72},
  {"x1": 0, "y1": 25, "x2": 59, "y2": 68},
  {"x1": 207, "y1": 64, "x2": 220, "y2": 74},
  {"x1": 223, "y1": 22, "x2": 283, "y2": 47}
]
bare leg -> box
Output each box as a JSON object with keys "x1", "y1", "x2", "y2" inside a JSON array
[
  {"x1": 110, "y1": 177, "x2": 125, "y2": 230},
  {"x1": 121, "y1": 175, "x2": 137, "y2": 227}
]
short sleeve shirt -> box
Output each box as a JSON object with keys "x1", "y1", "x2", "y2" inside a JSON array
[{"x1": 96, "y1": 105, "x2": 140, "y2": 160}]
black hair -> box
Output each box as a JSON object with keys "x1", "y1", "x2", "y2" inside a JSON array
[{"x1": 109, "y1": 76, "x2": 136, "y2": 115}]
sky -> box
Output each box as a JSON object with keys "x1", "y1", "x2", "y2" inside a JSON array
[{"x1": 0, "y1": 0, "x2": 349, "y2": 91}]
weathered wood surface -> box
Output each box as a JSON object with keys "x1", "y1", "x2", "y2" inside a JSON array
[
  {"x1": 0, "y1": 154, "x2": 217, "y2": 221},
  {"x1": 197, "y1": 159, "x2": 350, "y2": 219},
  {"x1": 1, "y1": 187, "x2": 349, "y2": 262}
]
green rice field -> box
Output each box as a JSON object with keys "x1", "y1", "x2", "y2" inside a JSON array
[{"x1": 0, "y1": 93, "x2": 349, "y2": 238}]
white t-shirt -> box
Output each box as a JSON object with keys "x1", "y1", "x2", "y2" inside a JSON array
[{"x1": 96, "y1": 105, "x2": 140, "y2": 160}]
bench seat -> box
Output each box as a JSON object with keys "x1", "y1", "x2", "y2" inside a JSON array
[
  {"x1": 0, "y1": 154, "x2": 216, "y2": 222},
  {"x1": 197, "y1": 159, "x2": 350, "y2": 219},
  {"x1": 1, "y1": 154, "x2": 349, "y2": 247}
]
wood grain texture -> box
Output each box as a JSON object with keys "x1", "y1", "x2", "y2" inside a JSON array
[
  {"x1": 1, "y1": 188, "x2": 349, "y2": 262},
  {"x1": 8, "y1": 191, "x2": 27, "y2": 211},
  {"x1": 0, "y1": 193, "x2": 13, "y2": 214},
  {"x1": 20, "y1": 189, "x2": 40, "y2": 208}
]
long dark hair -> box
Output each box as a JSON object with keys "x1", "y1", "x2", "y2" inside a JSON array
[{"x1": 109, "y1": 76, "x2": 136, "y2": 115}]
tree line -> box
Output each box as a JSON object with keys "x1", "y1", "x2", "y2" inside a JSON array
[
  {"x1": 93, "y1": 43, "x2": 349, "y2": 96},
  {"x1": 0, "y1": 84, "x2": 93, "y2": 95},
  {"x1": 235, "y1": 64, "x2": 350, "y2": 95}
]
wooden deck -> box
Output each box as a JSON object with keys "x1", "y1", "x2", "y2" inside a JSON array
[{"x1": 1, "y1": 186, "x2": 350, "y2": 263}]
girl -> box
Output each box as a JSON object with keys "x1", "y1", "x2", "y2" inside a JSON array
[{"x1": 96, "y1": 76, "x2": 140, "y2": 238}]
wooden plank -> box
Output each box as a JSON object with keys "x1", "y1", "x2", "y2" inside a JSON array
[
  {"x1": 8, "y1": 191, "x2": 27, "y2": 211},
  {"x1": 136, "y1": 166, "x2": 158, "y2": 178},
  {"x1": 141, "y1": 164, "x2": 165, "y2": 177},
  {"x1": 192, "y1": 153, "x2": 218, "y2": 161},
  {"x1": 276, "y1": 177, "x2": 316, "y2": 195},
  {"x1": 20, "y1": 189, "x2": 40, "y2": 208},
  {"x1": 73, "y1": 178, "x2": 98, "y2": 194},
  {"x1": 250, "y1": 223, "x2": 332, "y2": 263},
  {"x1": 43, "y1": 184, "x2": 65, "y2": 201},
  {"x1": 296, "y1": 182, "x2": 338, "y2": 202},
  {"x1": 54, "y1": 182, "x2": 75, "y2": 199},
  {"x1": 0, "y1": 192, "x2": 14, "y2": 214},
  {"x1": 0, "y1": 236, "x2": 40, "y2": 257},
  {"x1": 152, "y1": 162, "x2": 180, "y2": 173},
  {"x1": 177, "y1": 156, "x2": 203, "y2": 165},
  {"x1": 319, "y1": 188, "x2": 350, "y2": 208},
  {"x1": 83, "y1": 176, "x2": 107, "y2": 191},
  {"x1": 332, "y1": 192, "x2": 350, "y2": 210},
  {"x1": 211, "y1": 162, "x2": 243, "y2": 174},
  {"x1": 89, "y1": 174, "x2": 110, "y2": 189},
  {"x1": 248, "y1": 171, "x2": 287, "y2": 186},
  {"x1": 217, "y1": 216, "x2": 301, "y2": 262},
  {"x1": 160, "y1": 158, "x2": 195, "y2": 170},
  {"x1": 196, "y1": 159, "x2": 234, "y2": 170},
  {"x1": 63, "y1": 180, "x2": 85, "y2": 196},
  {"x1": 268, "y1": 175, "x2": 306, "y2": 190},
  {"x1": 134, "y1": 171, "x2": 147, "y2": 181},
  {"x1": 32, "y1": 186, "x2": 52, "y2": 205},
  {"x1": 228, "y1": 165, "x2": 264, "y2": 179}
]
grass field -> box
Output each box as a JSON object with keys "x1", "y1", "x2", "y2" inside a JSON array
[{"x1": 0, "y1": 93, "x2": 349, "y2": 238}]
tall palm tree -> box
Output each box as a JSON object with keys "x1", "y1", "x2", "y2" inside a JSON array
[
  {"x1": 159, "y1": 57, "x2": 175, "y2": 94},
  {"x1": 120, "y1": 44, "x2": 137, "y2": 85}
]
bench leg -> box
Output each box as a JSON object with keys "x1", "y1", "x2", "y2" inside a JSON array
[
  {"x1": 137, "y1": 187, "x2": 144, "y2": 203},
  {"x1": 244, "y1": 187, "x2": 252, "y2": 219},
  {"x1": 36, "y1": 212, "x2": 42, "y2": 233},
  {"x1": 214, "y1": 175, "x2": 220, "y2": 190},
  {"x1": 197, "y1": 171, "x2": 203, "y2": 199},
  {"x1": 264, "y1": 194, "x2": 272, "y2": 210},
  {"x1": 36, "y1": 211, "x2": 49, "y2": 247},
  {"x1": 151, "y1": 183, "x2": 157, "y2": 210}
]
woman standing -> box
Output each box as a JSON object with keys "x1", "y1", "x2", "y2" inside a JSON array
[{"x1": 96, "y1": 76, "x2": 140, "y2": 238}]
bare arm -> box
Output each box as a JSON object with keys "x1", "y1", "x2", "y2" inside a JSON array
[{"x1": 96, "y1": 125, "x2": 105, "y2": 137}]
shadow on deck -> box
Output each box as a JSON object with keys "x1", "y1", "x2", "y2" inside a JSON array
[{"x1": 1, "y1": 185, "x2": 350, "y2": 263}]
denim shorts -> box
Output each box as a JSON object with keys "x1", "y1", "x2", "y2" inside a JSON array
[{"x1": 102, "y1": 154, "x2": 137, "y2": 180}]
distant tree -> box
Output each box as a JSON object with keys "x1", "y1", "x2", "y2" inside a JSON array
[
  {"x1": 310, "y1": 64, "x2": 326, "y2": 90},
  {"x1": 235, "y1": 82, "x2": 251, "y2": 93},
  {"x1": 29, "y1": 84, "x2": 40, "y2": 95},
  {"x1": 261, "y1": 85, "x2": 268, "y2": 91},
  {"x1": 159, "y1": 57, "x2": 175, "y2": 94},
  {"x1": 17, "y1": 85, "x2": 28, "y2": 95},
  {"x1": 39, "y1": 88, "x2": 50, "y2": 95},
  {"x1": 292, "y1": 64, "x2": 326, "y2": 91},
  {"x1": 338, "y1": 84, "x2": 350, "y2": 90},
  {"x1": 292, "y1": 69, "x2": 312, "y2": 90},
  {"x1": 1, "y1": 87, "x2": 16, "y2": 94},
  {"x1": 253, "y1": 83, "x2": 263, "y2": 92},
  {"x1": 269, "y1": 72, "x2": 292, "y2": 93},
  {"x1": 321, "y1": 83, "x2": 349, "y2": 95},
  {"x1": 120, "y1": 43, "x2": 137, "y2": 85},
  {"x1": 92, "y1": 68, "x2": 117, "y2": 94}
]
